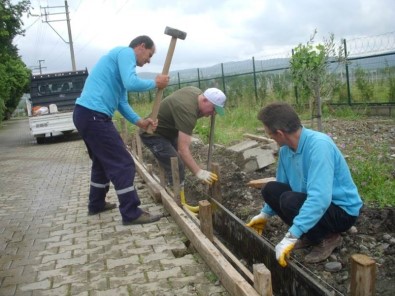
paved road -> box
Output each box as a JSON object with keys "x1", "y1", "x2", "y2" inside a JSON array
[{"x1": 0, "y1": 119, "x2": 228, "y2": 296}]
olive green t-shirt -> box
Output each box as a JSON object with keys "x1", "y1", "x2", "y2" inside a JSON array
[{"x1": 155, "y1": 86, "x2": 201, "y2": 140}]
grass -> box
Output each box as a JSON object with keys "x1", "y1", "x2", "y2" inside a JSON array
[
  {"x1": 115, "y1": 102, "x2": 395, "y2": 207},
  {"x1": 352, "y1": 157, "x2": 395, "y2": 206},
  {"x1": 194, "y1": 106, "x2": 263, "y2": 145},
  {"x1": 344, "y1": 140, "x2": 395, "y2": 207}
]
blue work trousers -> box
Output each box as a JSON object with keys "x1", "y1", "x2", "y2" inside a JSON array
[
  {"x1": 73, "y1": 104, "x2": 142, "y2": 222},
  {"x1": 262, "y1": 181, "x2": 357, "y2": 243}
]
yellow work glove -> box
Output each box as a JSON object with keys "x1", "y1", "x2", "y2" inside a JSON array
[
  {"x1": 180, "y1": 188, "x2": 199, "y2": 213},
  {"x1": 275, "y1": 232, "x2": 297, "y2": 267},
  {"x1": 195, "y1": 169, "x2": 218, "y2": 185},
  {"x1": 245, "y1": 212, "x2": 270, "y2": 235}
]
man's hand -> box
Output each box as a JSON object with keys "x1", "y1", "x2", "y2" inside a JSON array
[
  {"x1": 195, "y1": 169, "x2": 218, "y2": 185},
  {"x1": 155, "y1": 74, "x2": 169, "y2": 89},
  {"x1": 275, "y1": 232, "x2": 297, "y2": 267},
  {"x1": 246, "y1": 212, "x2": 270, "y2": 235},
  {"x1": 137, "y1": 118, "x2": 158, "y2": 131}
]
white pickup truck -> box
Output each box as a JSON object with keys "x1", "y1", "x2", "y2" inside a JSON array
[{"x1": 27, "y1": 69, "x2": 88, "y2": 144}]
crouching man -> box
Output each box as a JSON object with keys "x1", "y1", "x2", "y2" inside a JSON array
[{"x1": 246, "y1": 102, "x2": 363, "y2": 266}]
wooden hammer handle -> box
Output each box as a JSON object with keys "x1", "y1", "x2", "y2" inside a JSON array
[{"x1": 146, "y1": 37, "x2": 177, "y2": 134}]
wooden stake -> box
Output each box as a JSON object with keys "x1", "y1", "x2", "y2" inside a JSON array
[
  {"x1": 199, "y1": 200, "x2": 213, "y2": 242},
  {"x1": 253, "y1": 263, "x2": 272, "y2": 296},
  {"x1": 350, "y1": 254, "x2": 376, "y2": 296},
  {"x1": 147, "y1": 164, "x2": 153, "y2": 176},
  {"x1": 170, "y1": 157, "x2": 181, "y2": 206},
  {"x1": 158, "y1": 164, "x2": 166, "y2": 187},
  {"x1": 135, "y1": 133, "x2": 143, "y2": 162},
  {"x1": 131, "y1": 135, "x2": 137, "y2": 157}
]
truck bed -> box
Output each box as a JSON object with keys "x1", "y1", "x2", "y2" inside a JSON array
[{"x1": 28, "y1": 111, "x2": 75, "y2": 137}]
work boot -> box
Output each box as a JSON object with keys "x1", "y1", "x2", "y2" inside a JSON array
[
  {"x1": 304, "y1": 233, "x2": 343, "y2": 263},
  {"x1": 88, "y1": 202, "x2": 117, "y2": 215},
  {"x1": 122, "y1": 210, "x2": 162, "y2": 225},
  {"x1": 294, "y1": 235, "x2": 316, "y2": 250}
]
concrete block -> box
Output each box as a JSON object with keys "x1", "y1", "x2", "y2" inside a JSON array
[{"x1": 242, "y1": 148, "x2": 276, "y2": 172}]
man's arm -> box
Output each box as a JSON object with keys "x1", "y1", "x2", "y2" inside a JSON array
[
  {"x1": 118, "y1": 93, "x2": 141, "y2": 124},
  {"x1": 177, "y1": 131, "x2": 201, "y2": 174},
  {"x1": 177, "y1": 131, "x2": 218, "y2": 185}
]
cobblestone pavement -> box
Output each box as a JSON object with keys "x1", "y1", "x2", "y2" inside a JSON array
[{"x1": 0, "y1": 119, "x2": 228, "y2": 296}]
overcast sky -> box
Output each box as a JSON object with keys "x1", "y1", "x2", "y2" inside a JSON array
[{"x1": 13, "y1": 0, "x2": 395, "y2": 75}]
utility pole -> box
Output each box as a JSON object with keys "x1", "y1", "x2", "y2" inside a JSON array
[
  {"x1": 38, "y1": 59, "x2": 46, "y2": 74},
  {"x1": 64, "y1": 1, "x2": 76, "y2": 71},
  {"x1": 41, "y1": 0, "x2": 76, "y2": 71},
  {"x1": 29, "y1": 60, "x2": 47, "y2": 74}
]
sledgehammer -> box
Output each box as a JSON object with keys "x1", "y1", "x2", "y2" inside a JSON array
[{"x1": 146, "y1": 26, "x2": 187, "y2": 134}]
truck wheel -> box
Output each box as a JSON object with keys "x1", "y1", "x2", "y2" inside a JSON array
[
  {"x1": 62, "y1": 130, "x2": 74, "y2": 135},
  {"x1": 36, "y1": 137, "x2": 46, "y2": 144}
]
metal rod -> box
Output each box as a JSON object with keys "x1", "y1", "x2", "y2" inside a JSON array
[{"x1": 207, "y1": 114, "x2": 216, "y2": 170}]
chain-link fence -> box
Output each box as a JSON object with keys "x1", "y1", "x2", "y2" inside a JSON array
[{"x1": 131, "y1": 32, "x2": 395, "y2": 108}]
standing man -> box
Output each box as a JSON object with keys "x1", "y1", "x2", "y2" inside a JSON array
[
  {"x1": 246, "y1": 102, "x2": 362, "y2": 266},
  {"x1": 140, "y1": 86, "x2": 227, "y2": 207},
  {"x1": 73, "y1": 35, "x2": 169, "y2": 225}
]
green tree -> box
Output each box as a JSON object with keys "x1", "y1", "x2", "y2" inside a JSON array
[
  {"x1": 0, "y1": 0, "x2": 31, "y2": 121},
  {"x1": 290, "y1": 30, "x2": 345, "y2": 131}
]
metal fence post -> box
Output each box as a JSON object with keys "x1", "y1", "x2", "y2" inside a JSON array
[
  {"x1": 343, "y1": 38, "x2": 352, "y2": 106},
  {"x1": 197, "y1": 68, "x2": 201, "y2": 89},
  {"x1": 253, "y1": 56, "x2": 258, "y2": 103},
  {"x1": 291, "y1": 48, "x2": 299, "y2": 105},
  {"x1": 221, "y1": 63, "x2": 226, "y2": 94}
]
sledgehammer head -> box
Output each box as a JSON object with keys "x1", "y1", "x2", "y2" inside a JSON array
[{"x1": 165, "y1": 26, "x2": 187, "y2": 40}]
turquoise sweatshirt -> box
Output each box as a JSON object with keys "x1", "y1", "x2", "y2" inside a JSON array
[
  {"x1": 76, "y1": 46, "x2": 155, "y2": 124},
  {"x1": 262, "y1": 127, "x2": 363, "y2": 238}
]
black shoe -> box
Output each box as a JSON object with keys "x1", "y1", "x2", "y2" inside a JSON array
[
  {"x1": 122, "y1": 211, "x2": 162, "y2": 225},
  {"x1": 88, "y1": 202, "x2": 117, "y2": 215}
]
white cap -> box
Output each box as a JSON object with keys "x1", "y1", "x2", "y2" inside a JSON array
[{"x1": 203, "y1": 88, "x2": 227, "y2": 116}]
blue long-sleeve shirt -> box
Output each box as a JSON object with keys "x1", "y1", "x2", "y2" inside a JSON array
[
  {"x1": 261, "y1": 127, "x2": 363, "y2": 238},
  {"x1": 76, "y1": 46, "x2": 156, "y2": 124}
]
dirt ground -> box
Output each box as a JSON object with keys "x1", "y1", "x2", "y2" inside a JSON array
[{"x1": 138, "y1": 117, "x2": 395, "y2": 295}]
